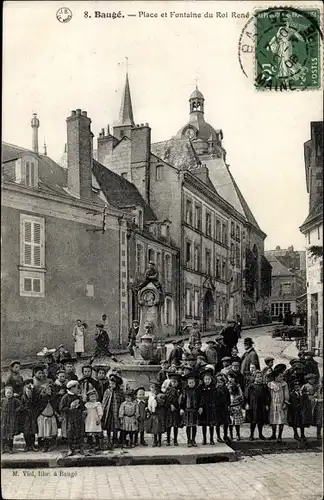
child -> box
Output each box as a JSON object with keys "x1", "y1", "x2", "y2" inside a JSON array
[
  {"x1": 191, "y1": 341, "x2": 207, "y2": 361},
  {"x1": 165, "y1": 372, "x2": 182, "y2": 446},
  {"x1": 1, "y1": 386, "x2": 21, "y2": 453},
  {"x1": 230, "y1": 347, "x2": 241, "y2": 366},
  {"x1": 168, "y1": 340, "x2": 183, "y2": 367},
  {"x1": 102, "y1": 374, "x2": 124, "y2": 449},
  {"x1": 59, "y1": 380, "x2": 86, "y2": 456},
  {"x1": 214, "y1": 376, "x2": 230, "y2": 442},
  {"x1": 288, "y1": 380, "x2": 312, "y2": 442},
  {"x1": 228, "y1": 381, "x2": 244, "y2": 441},
  {"x1": 119, "y1": 389, "x2": 139, "y2": 448},
  {"x1": 53, "y1": 370, "x2": 67, "y2": 409},
  {"x1": 245, "y1": 364, "x2": 257, "y2": 391},
  {"x1": 157, "y1": 360, "x2": 169, "y2": 387},
  {"x1": 198, "y1": 369, "x2": 217, "y2": 445},
  {"x1": 96, "y1": 367, "x2": 109, "y2": 402},
  {"x1": 246, "y1": 370, "x2": 270, "y2": 440},
  {"x1": 180, "y1": 372, "x2": 199, "y2": 447},
  {"x1": 268, "y1": 364, "x2": 290, "y2": 442},
  {"x1": 85, "y1": 388, "x2": 104, "y2": 451},
  {"x1": 231, "y1": 361, "x2": 245, "y2": 391},
  {"x1": 146, "y1": 382, "x2": 166, "y2": 447},
  {"x1": 134, "y1": 387, "x2": 148, "y2": 446},
  {"x1": 261, "y1": 357, "x2": 274, "y2": 384},
  {"x1": 20, "y1": 383, "x2": 38, "y2": 452},
  {"x1": 4, "y1": 361, "x2": 24, "y2": 397},
  {"x1": 220, "y1": 357, "x2": 232, "y2": 378},
  {"x1": 36, "y1": 384, "x2": 58, "y2": 452},
  {"x1": 79, "y1": 365, "x2": 99, "y2": 403},
  {"x1": 62, "y1": 360, "x2": 78, "y2": 382},
  {"x1": 313, "y1": 377, "x2": 323, "y2": 440}
]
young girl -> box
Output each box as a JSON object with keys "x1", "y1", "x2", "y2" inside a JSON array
[
  {"x1": 102, "y1": 374, "x2": 124, "y2": 449},
  {"x1": 246, "y1": 370, "x2": 270, "y2": 440},
  {"x1": 85, "y1": 389, "x2": 104, "y2": 451},
  {"x1": 220, "y1": 357, "x2": 232, "y2": 378},
  {"x1": 313, "y1": 377, "x2": 323, "y2": 440},
  {"x1": 146, "y1": 382, "x2": 166, "y2": 447},
  {"x1": 96, "y1": 367, "x2": 109, "y2": 402},
  {"x1": 36, "y1": 384, "x2": 58, "y2": 452},
  {"x1": 214, "y1": 376, "x2": 230, "y2": 442},
  {"x1": 165, "y1": 372, "x2": 182, "y2": 446},
  {"x1": 134, "y1": 387, "x2": 148, "y2": 446},
  {"x1": 20, "y1": 383, "x2": 38, "y2": 452},
  {"x1": 288, "y1": 380, "x2": 312, "y2": 442},
  {"x1": 198, "y1": 370, "x2": 217, "y2": 445},
  {"x1": 268, "y1": 364, "x2": 290, "y2": 442},
  {"x1": 180, "y1": 372, "x2": 199, "y2": 447},
  {"x1": 59, "y1": 380, "x2": 86, "y2": 456},
  {"x1": 119, "y1": 389, "x2": 140, "y2": 448},
  {"x1": 1, "y1": 386, "x2": 21, "y2": 454},
  {"x1": 228, "y1": 381, "x2": 244, "y2": 441}
]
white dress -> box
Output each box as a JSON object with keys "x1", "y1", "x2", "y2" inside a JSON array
[
  {"x1": 73, "y1": 325, "x2": 85, "y2": 353},
  {"x1": 85, "y1": 402, "x2": 103, "y2": 433},
  {"x1": 37, "y1": 402, "x2": 58, "y2": 438}
]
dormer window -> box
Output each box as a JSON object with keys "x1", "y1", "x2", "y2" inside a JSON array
[
  {"x1": 25, "y1": 161, "x2": 36, "y2": 186},
  {"x1": 16, "y1": 155, "x2": 38, "y2": 187}
]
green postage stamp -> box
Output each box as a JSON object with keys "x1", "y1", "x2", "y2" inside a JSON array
[{"x1": 255, "y1": 7, "x2": 322, "y2": 90}]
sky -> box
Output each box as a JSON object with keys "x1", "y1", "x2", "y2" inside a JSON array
[{"x1": 3, "y1": 1, "x2": 323, "y2": 251}]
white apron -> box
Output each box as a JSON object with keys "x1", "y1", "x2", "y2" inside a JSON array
[{"x1": 73, "y1": 325, "x2": 85, "y2": 353}]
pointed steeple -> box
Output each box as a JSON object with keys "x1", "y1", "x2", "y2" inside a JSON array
[{"x1": 118, "y1": 73, "x2": 135, "y2": 126}]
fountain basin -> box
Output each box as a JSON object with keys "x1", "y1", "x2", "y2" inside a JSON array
[{"x1": 94, "y1": 363, "x2": 161, "y2": 390}]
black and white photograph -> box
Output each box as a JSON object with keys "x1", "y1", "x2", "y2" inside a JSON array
[{"x1": 1, "y1": 1, "x2": 323, "y2": 499}]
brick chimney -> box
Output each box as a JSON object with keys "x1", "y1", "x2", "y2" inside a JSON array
[
  {"x1": 66, "y1": 109, "x2": 93, "y2": 199},
  {"x1": 131, "y1": 123, "x2": 151, "y2": 203},
  {"x1": 97, "y1": 125, "x2": 118, "y2": 165}
]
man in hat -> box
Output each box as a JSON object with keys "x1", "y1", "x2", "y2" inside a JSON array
[
  {"x1": 221, "y1": 319, "x2": 240, "y2": 352},
  {"x1": 240, "y1": 338, "x2": 260, "y2": 377},
  {"x1": 90, "y1": 324, "x2": 118, "y2": 364},
  {"x1": 168, "y1": 339, "x2": 184, "y2": 367},
  {"x1": 304, "y1": 351, "x2": 320, "y2": 383},
  {"x1": 4, "y1": 361, "x2": 24, "y2": 397},
  {"x1": 59, "y1": 380, "x2": 86, "y2": 456},
  {"x1": 204, "y1": 340, "x2": 218, "y2": 366},
  {"x1": 262, "y1": 357, "x2": 274, "y2": 384}
]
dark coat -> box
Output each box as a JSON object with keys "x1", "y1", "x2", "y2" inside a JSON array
[
  {"x1": 96, "y1": 379, "x2": 110, "y2": 402},
  {"x1": 78, "y1": 376, "x2": 99, "y2": 402},
  {"x1": 214, "y1": 386, "x2": 230, "y2": 425},
  {"x1": 136, "y1": 399, "x2": 147, "y2": 432},
  {"x1": 35, "y1": 393, "x2": 58, "y2": 418},
  {"x1": 304, "y1": 359, "x2": 320, "y2": 383},
  {"x1": 46, "y1": 362, "x2": 59, "y2": 382},
  {"x1": 215, "y1": 344, "x2": 230, "y2": 372},
  {"x1": 59, "y1": 392, "x2": 85, "y2": 442},
  {"x1": 4, "y1": 372, "x2": 24, "y2": 397},
  {"x1": 20, "y1": 392, "x2": 38, "y2": 436},
  {"x1": 1, "y1": 396, "x2": 21, "y2": 438},
  {"x1": 180, "y1": 387, "x2": 200, "y2": 426},
  {"x1": 205, "y1": 346, "x2": 218, "y2": 365},
  {"x1": 168, "y1": 346, "x2": 183, "y2": 366},
  {"x1": 246, "y1": 383, "x2": 270, "y2": 424},
  {"x1": 198, "y1": 385, "x2": 217, "y2": 426},
  {"x1": 240, "y1": 348, "x2": 260, "y2": 375},
  {"x1": 232, "y1": 371, "x2": 245, "y2": 392},
  {"x1": 165, "y1": 385, "x2": 182, "y2": 428},
  {"x1": 288, "y1": 389, "x2": 312, "y2": 427},
  {"x1": 284, "y1": 369, "x2": 305, "y2": 389},
  {"x1": 52, "y1": 381, "x2": 67, "y2": 411},
  {"x1": 157, "y1": 369, "x2": 168, "y2": 386},
  {"x1": 222, "y1": 325, "x2": 239, "y2": 350}
]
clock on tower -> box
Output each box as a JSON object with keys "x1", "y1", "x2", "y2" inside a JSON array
[{"x1": 183, "y1": 126, "x2": 196, "y2": 140}]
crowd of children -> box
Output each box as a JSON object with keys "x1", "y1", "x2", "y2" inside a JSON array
[{"x1": 1, "y1": 340, "x2": 322, "y2": 454}]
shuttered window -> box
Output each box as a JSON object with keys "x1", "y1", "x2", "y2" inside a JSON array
[{"x1": 21, "y1": 216, "x2": 44, "y2": 268}]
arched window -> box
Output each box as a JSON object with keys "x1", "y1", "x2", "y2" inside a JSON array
[
  {"x1": 136, "y1": 244, "x2": 143, "y2": 274},
  {"x1": 138, "y1": 209, "x2": 143, "y2": 229},
  {"x1": 148, "y1": 248, "x2": 155, "y2": 263},
  {"x1": 164, "y1": 297, "x2": 174, "y2": 325}
]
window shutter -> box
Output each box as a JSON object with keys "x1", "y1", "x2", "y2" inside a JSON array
[
  {"x1": 33, "y1": 222, "x2": 41, "y2": 266},
  {"x1": 21, "y1": 216, "x2": 44, "y2": 268},
  {"x1": 24, "y1": 222, "x2": 32, "y2": 265}
]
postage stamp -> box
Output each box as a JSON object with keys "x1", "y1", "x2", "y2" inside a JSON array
[{"x1": 254, "y1": 7, "x2": 322, "y2": 90}]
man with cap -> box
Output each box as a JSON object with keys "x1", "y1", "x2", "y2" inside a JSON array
[
  {"x1": 240, "y1": 338, "x2": 260, "y2": 377},
  {"x1": 304, "y1": 351, "x2": 320, "y2": 383},
  {"x1": 221, "y1": 319, "x2": 240, "y2": 352},
  {"x1": 261, "y1": 357, "x2": 274, "y2": 384},
  {"x1": 4, "y1": 361, "x2": 24, "y2": 398},
  {"x1": 214, "y1": 335, "x2": 230, "y2": 373},
  {"x1": 59, "y1": 380, "x2": 86, "y2": 456},
  {"x1": 168, "y1": 339, "x2": 184, "y2": 367},
  {"x1": 90, "y1": 324, "x2": 118, "y2": 364}
]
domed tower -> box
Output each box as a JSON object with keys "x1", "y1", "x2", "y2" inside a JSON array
[
  {"x1": 31, "y1": 113, "x2": 40, "y2": 154},
  {"x1": 190, "y1": 87, "x2": 205, "y2": 114}
]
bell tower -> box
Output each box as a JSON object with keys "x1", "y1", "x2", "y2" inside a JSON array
[{"x1": 189, "y1": 87, "x2": 205, "y2": 114}]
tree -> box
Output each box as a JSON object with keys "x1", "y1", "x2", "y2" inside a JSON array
[{"x1": 308, "y1": 246, "x2": 323, "y2": 259}]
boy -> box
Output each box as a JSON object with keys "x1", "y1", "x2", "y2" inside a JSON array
[
  {"x1": 134, "y1": 387, "x2": 148, "y2": 446},
  {"x1": 59, "y1": 380, "x2": 86, "y2": 456},
  {"x1": 220, "y1": 357, "x2": 232, "y2": 377},
  {"x1": 62, "y1": 360, "x2": 78, "y2": 382},
  {"x1": 157, "y1": 360, "x2": 169, "y2": 386}
]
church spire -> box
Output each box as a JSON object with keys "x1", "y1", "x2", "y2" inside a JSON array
[{"x1": 118, "y1": 72, "x2": 135, "y2": 126}]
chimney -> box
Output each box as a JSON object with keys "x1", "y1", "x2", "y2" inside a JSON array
[
  {"x1": 131, "y1": 124, "x2": 151, "y2": 203},
  {"x1": 97, "y1": 125, "x2": 118, "y2": 166},
  {"x1": 66, "y1": 109, "x2": 93, "y2": 199},
  {"x1": 43, "y1": 139, "x2": 47, "y2": 156},
  {"x1": 31, "y1": 113, "x2": 40, "y2": 153}
]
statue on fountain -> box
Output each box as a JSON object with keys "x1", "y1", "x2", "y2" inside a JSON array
[{"x1": 136, "y1": 262, "x2": 166, "y2": 363}]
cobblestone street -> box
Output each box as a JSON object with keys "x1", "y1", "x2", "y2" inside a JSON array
[{"x1": 1, "y1": 453, "x2": 322, "y2": 500}]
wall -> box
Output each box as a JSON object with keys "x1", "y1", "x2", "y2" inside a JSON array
[
  {"x1": 305, "y1": 224, "x2": 323, "y2": 350},
  {"x1": 1, "y1": 203, "x2": 121, "y2": 359}
]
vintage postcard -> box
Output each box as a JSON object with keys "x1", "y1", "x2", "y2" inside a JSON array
[{"x1": 1, "y1": 1, "x2": 323, "y2": 499}]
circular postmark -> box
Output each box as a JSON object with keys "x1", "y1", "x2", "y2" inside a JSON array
[
  {"x1": 56, "y1": 7, "x2": 73, "y2": 23},
  {"x1": 238, "y1": 6, "x2": 322, "y2": 91}
]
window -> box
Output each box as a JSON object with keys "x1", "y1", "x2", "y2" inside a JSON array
[
  {"x1": 216, "y1": 258, "x2": 220, "y2": 279},
  {"x1": 194, "y1": 290, "x2": 199, "y2": 317},
  {"x1": 186, "y1": 289, "x2": 192, "y2": 316},
  {"x1": 20, "y1": 215, "x2": 44, "y2": 268},
  {"x1": 206, "y1": 211, "x2": 212, "y2": 237},
  {"x1": 231, "y1": 221, "x2": 235, "y2": 237},
  {"x1": 148, "y1": 248, "x2": 155, "y2": 263},
  {"x1": 282, "y1": 282, "x2": 291, "y2": 294},
  {"x1": 230, "y1": 243, "x2": 235, "y2": 265},
  {"x1": 25, "y1": 161, "x2": 35, "y2": 187},
  {"x1": 194, "y1": 246, "x2": 201, "y2": 271},
  {"x1": 138, "y1": 210, "x2": 143, "y2": 229},
  {"x1": 156, "y1": 252, "x2": 161, "y2": 272},
  {"x1": 195, "y1": 204, "x2": 202, "y2": 230},
  {"x1": 222, "y1": 260, "x2": 227, "y2": 280},
  {"x1": 216, "y1": 219, "x2": 221, "y2": 241},
  {"x1": 186, "y1": 199, "x2": 193, "y2": 225},
  {"x1": 165, "y1": 254, "x2": 172, "y2": 281},
  {"x1": 236, "y1": 243, "x2": 240, "y2": 267},
  {"x1": 205, "y1": 249, "x2": 211, "y2": 275},
  {"x1": 236, "y1": 225, "x2": 240, "y2": 241},
  {"x1": 136, "y1": 244, "x2": 144, "y2": 273},
  {"x1": 186, "y1": 242, "x2": 192, "y2": 266},
  {"x1": 222, "y1": 223, "x2": 227, "y2": 245},
  {"x1": 156, "y1": 165, "x2": 163, "y2": 181},
  {"x1": 19, "y1": 270, "x2": 44, "y2": 297},
  {"x1": 121, "y1": 172, "x2": 128, "y2": 179},
  {"x1": 164, "y1": 297, "x2": 173, "y2": 325}
]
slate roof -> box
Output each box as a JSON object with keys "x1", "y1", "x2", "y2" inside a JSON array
[
  {"x1": 92, "y1": 160, "x2": 156, "y2": 221},
  {"x1": 300, "y1": 195, "x2": 323, "y2": 230},
  {"x1": 264, "y1": 255, "x2": 294, "y2": 277},
  {"x1": 151, "y1": 139, "x2": 200, "y2": 170},
  {"x1": 227, "y1": 169, "x2": 261, "y2": 230}
]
